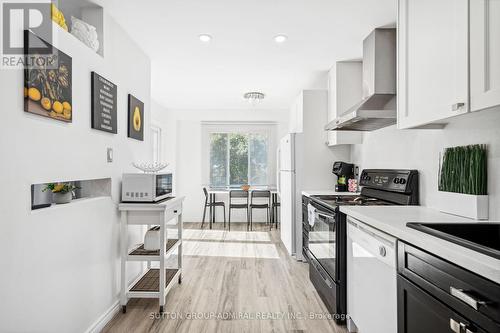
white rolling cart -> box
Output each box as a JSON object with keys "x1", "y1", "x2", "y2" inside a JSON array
[{"x1": 118, "y1": 196, "x2": 184, "y2": 313}]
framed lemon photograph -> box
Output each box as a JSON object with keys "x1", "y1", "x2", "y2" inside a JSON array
[
  {"x1": 127, "y1": 94, "x2": 144, "y2": 141},
  {"x1": 24, "y1": 31, "x2": 72, "y2": 122}
]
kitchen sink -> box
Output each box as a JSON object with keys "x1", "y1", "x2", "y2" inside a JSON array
[{"x1": 407, "y1": 223, "x2": 500, "y2": 260}]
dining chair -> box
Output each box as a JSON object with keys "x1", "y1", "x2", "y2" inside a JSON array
[
  {"x1": 228, "y1": 190, "x2": 249, "y2": 231},
  {"x1": 271, "y1": 196, "x2": 281, "y2": 229},
  {"x1": 202, "y1": 187, "x2": 226, "y2": 229},
  {"x1": 270, "y1": 195, "x2": 280, "y2": 230},
  {"x1": 249, "y1": 190, "x2": 271, "y2": 231}
]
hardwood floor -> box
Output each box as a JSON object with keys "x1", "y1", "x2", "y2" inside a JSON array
[{"x1": 103, "y1": 222, "x2": 347, "y2": 333}]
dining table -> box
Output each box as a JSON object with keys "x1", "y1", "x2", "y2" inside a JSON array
[{"x1": 205, "y1": 186, "x2": 279, "y2": 229}]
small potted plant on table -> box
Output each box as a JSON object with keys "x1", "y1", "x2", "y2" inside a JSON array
[{"x1": 42, "y1": 182, "x2": 78, "y2": 204}]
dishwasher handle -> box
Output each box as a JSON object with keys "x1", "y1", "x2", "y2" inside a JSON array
[{"x1": 348, "y1": 218, "x2": 396, "y2": 247}]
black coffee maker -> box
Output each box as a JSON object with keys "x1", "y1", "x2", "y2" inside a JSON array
[{"x1": 332, "y1": 161, "x2": 354, "y2": 192}]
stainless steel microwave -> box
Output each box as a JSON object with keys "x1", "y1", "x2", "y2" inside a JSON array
[{"x1": 121, "y1": 173, "x2": 173, "y2": 202}]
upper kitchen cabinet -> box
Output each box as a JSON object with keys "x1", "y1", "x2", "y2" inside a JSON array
[
  {"x1": 326, "y1": 61, "x2": 363, "y2": 145},
  {"x1": 397, "y1": 0, "x2": 469, "y2": 129},
  {"x1": 470, "y1": 0, "x2": 500, "y2": 112},
  {"x1": 289, "y1": 90, "x2": 327, "y2": 134},
  {"x1": 289, "y1": 92, "x2": 304, "y2": 133}
]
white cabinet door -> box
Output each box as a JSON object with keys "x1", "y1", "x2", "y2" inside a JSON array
[
  {"x1": 398, "y1": 0, "x2": 469, "y2": 129},
  {"x1": 289, "y1": 93, "x2": 304, "y2": 133},
  {"x1": 470, "y1": 0, "x2": 500, "y2": 112},
  {"x1": 326, "y1": 62, "x2": 363, "y2": 146},
  {"x1": 327, "y1": 67, "x2": 337, "y2": 122},
  {"x1": 295, "y1": 93, "x2": 304, "y2": 133}
]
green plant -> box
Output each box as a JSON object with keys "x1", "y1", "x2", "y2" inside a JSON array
[
  {"x1": 42, "y1": 182, "x2": 78, "y2": 194},
  {"x1": 439, "y1": 144, "x2": 487, "y2": 195}
]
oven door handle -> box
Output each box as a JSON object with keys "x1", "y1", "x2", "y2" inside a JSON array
[{"x1": 316, "y1": 211, "x2": 335, "y2": 220}]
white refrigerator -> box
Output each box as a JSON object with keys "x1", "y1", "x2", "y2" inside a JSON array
[
  {"x1": 277, "y1": 90, "x2": 350, "y2": 261},
  {"x1": 277, "y1": 133, "x2": 297, "y2": 258}
]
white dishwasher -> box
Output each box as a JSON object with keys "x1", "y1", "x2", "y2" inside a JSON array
[{"x1": 346, "y1": 216, "x2": 397, "y2": 333}]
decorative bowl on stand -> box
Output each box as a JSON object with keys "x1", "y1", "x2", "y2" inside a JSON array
[{"x1": 132, "y1": 162, "x2": 169, "y2": 173}]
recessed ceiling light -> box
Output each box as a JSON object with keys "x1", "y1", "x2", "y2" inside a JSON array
[
  {"x1": 199, "y1": 34, "x2": 212, "y2": 43},
  {"x1": 274, "y1": 34, "x2": 288, "y2": 43}
]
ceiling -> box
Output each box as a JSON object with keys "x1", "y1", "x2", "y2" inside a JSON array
[{"x1": 101, "y1": 0, "x2": 396, "y2": 110}]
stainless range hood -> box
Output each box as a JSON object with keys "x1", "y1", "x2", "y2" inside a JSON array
[{"x1": 326, "y1": 28, "x2": 396, "y2": 131}]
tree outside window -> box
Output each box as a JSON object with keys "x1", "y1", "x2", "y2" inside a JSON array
[{"x1": 209, "y1": 132, "x2": 268, "y2": 187}]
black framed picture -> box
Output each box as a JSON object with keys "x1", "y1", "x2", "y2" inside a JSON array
[
  {"x1": 24, "y1": 30, "x2": 72, "y2": 122},
  {"x1": 91, "y1": 72, "x2": 117, "y2": 133},
  {"x1": 127, "y1": 94, "x2": 144, "y2": 141}
]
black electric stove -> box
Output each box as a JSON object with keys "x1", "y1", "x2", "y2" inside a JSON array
[{"x1": 303, "y1": 169, "x2": 419, "y2": 324}]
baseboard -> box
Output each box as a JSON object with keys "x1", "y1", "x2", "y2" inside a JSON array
[{"x1": 84, "y1": 300, "x2": 120, "y2": 333}]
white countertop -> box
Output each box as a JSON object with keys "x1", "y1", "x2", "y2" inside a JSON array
[
  {"x1": 302, "y1": 189, "x2": 360, "y2": 197},
  {"x1": 340, "y1": 206, "x2": 500, "y2": 284},
  {"x1": 119, "y1": 196, "x2": 185, "y2": 211}
]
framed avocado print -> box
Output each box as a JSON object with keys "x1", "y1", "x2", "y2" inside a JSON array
[
  {"x1": 24, "y1": 30, "x2": 72, "y2": 122},
  {"x1": 127, "y1": 94, "x2": 144, "y2": 141},
  {"x1": 91, "y1": 72, "x2": 117, "y2": 133}
]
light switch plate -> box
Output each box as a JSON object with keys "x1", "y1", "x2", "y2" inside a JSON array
[{"x1": 107, "y1": 148, "x2": 113, "y2": 163}]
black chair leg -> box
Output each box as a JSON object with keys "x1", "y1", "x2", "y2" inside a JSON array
[
  {"x1": 270, "y1": 205, "x2": 274, "y2": 228},
  {"x1": 250, "y1": 209, "x2": 253, "y2": 231},
  {"x1": 223, "y1": 204, "x2": 226, "y2": 228},
  {"x1": 202, "y1": 204, "x2": 207, "y2": 228}
]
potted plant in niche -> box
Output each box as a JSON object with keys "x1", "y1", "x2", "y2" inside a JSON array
[
  {"x1": 42, "y1": 182, "x2": 78, "y2": 204},
  {"x1": 438, "y1": 144, "x2": 488, "y2": 220}
]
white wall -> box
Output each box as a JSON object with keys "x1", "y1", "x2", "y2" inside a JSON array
[
  {"x1": 151, "y1": 100, "x2": 177, "y2": 190},
  {"x1": 351, "y1": 108, "x2": 500, "y2": 219},
  {"x1": 151, "y1": 109, "x2": 289, "y2": 222},
  {"x1": 0, "y1": 15, "x2": 151, "y2": 333}
]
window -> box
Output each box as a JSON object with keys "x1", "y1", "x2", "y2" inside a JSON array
[{"x1": 209, "y1": 132, "x2": 269, "y2": 187}]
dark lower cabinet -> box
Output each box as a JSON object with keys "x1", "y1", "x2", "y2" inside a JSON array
[
  {"x1": 398, "y1": 276, "x2": 488, "y2": 333},
  {"x1": 397, "y1": 241, "x2": 500, "y2": 333}
]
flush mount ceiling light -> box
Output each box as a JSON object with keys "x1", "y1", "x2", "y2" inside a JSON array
[
  {"x1": 274, "y1": 34, "x2": 288, "y2": 43},
  {"x1": 243, "y1": 91, "x2": 265, "y2": 105},
  {"x1": 198, "y1": 34, "x2": 212, "y2": 42}
]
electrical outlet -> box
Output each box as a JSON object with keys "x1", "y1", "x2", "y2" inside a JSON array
[{"x1": 107, "y1": 148, "x2": 113, "y2": 163}]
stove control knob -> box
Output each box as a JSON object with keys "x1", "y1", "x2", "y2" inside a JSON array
[
  {"x1": 399, "y1": 178, "x2": 407, "y2": 185},
  {"x1": 379, "y1": 246, "x2": 387, "y2": 257},
  {"x1": 393, "y1": 178, "x2": 400, "y2": 184}
]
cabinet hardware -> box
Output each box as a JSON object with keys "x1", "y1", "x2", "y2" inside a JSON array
[
  {"x1": 450, "y1": 286, "x2": 486, "y2": 310},
  {"x1": 379, "y1": 245, "x2": 387, "y2": 257},
  {"x1": 452, "y1": 103, "x2": 465, "y2": 111},
  {"x1": 449, "y1": 318, "x2": 474, "y2": 333}
]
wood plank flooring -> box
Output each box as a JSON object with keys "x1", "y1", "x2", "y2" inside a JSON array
[{"x1": 103, "y1": 222, "x2": 347, "y2": 333}]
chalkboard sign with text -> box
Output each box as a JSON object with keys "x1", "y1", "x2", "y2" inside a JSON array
[{"x1": 91, "y1": 72, "x2": 117, "y2": 133}]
